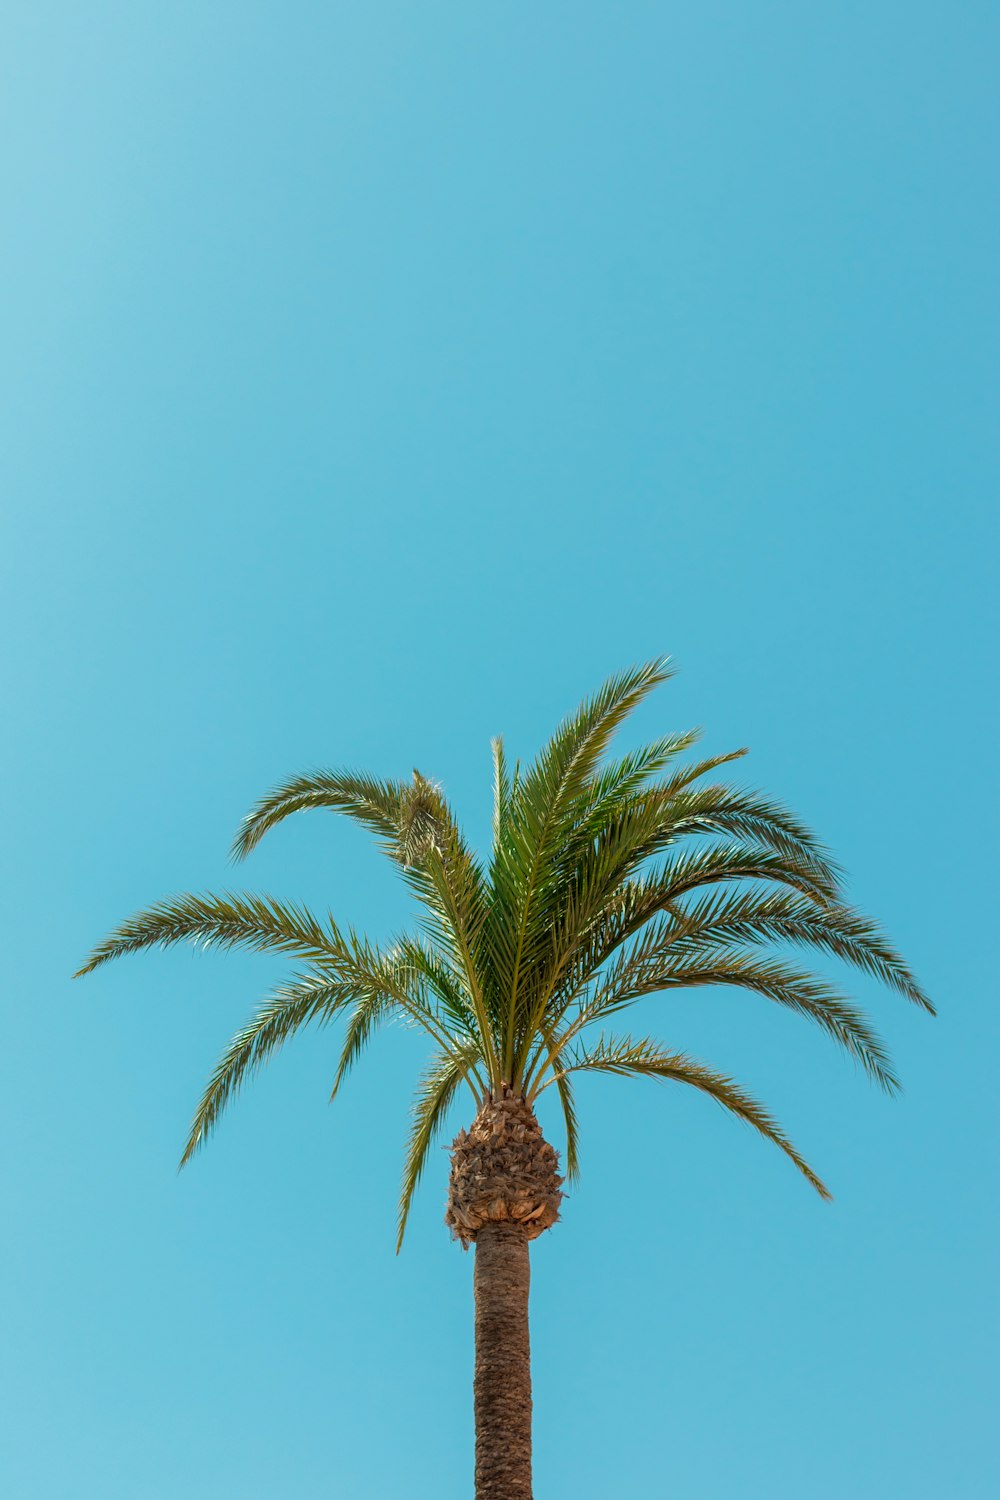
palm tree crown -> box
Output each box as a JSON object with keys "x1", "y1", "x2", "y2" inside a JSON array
[{"x1": 76, "y1": 660, "x2": 932, "y2": 1246}]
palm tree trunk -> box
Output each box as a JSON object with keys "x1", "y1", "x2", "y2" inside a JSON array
[{"x1": 473, "y1": 1221, "x2": 533, "y2": 1500}]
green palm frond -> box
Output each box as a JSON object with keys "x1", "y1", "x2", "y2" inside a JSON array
[
  {"x1": 346, "y1": 941, "x2": 489, "y2": 1089},
  {"x1": 518, "y1": 792, "x2": 840, "y2": 1060},
  {"x1": 492, "y1": 659, "x2": 674, "y2": 1072},
  {"x1": 397, "y1": 1039, "x2": 486, "y2": 1251},
  {"x1": 651, "y1": 747, "x2": 750, "y2": 796},
  {"x1": 234, "y1": 767, "x2": 490, "y2": 950},
  {"x1": 651, "y1": 887, "x2": 932, "y2": 1010},
  {"x1": 491, "y1": 735, "x2": 512, "y2": 857},
  {"x1": 231, "y1": 770, "x2": 408, "y2": 861},
  {"x1": 233, "y1": 761, "x2": 500, "y2": 1083},
  {"x1": 552, "y1": 1067, "x2": 580, "y2": 1184},
  {"x1": 540, "y1": 1035, "x2": 830, "y2": 1199},
  {"x1": 330, "y1": 990, "x2": 396, "y2": 1101},
  {"x1": 528, "y1": 732, "x2": 717, "y2": 954},
  {"x1": 638, "y1": 783, "x2": 843, "y2": 897},
  {"x1": 411, "y1": 819, "x2": 499, "y2": 1083},
  {"x1": 180, "y1": 973, "x2": 354, "y2": 1165},
  {"x1": 632, "y1": 841, "x2": 840, "y2": 909},
  {"x1": 74, "y1": 891, "x2": 351, "y2": 976},
  {"x1": 328, "y1": 947, "x2": 486, "y2": 1103},
  {"x1": 567, "y1": 945, "x2": 898, "y2": 1092},
  {"x1": 529, "y1": 842, "x2": 844, "y2": 1053}
]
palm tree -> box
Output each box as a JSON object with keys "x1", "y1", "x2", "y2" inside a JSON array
[{"x1": 76, "y1": 661, "x2": 932, "y2": 1499}]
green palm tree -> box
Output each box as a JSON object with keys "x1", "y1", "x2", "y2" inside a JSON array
[{"x1": 76, "y1": 661, "x2": 932, "y2": 1499}]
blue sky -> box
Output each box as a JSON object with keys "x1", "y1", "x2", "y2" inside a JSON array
[{"x1": 1, "y1": 3, "x2": 996, "y2": 1496}]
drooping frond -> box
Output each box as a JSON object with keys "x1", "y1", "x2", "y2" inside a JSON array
[
  {"x1": 548, "y1": 763, "x2": 838, "y2": 931},
  {"x1": 528, "y1": 842, "x2": 846, "y2": 1057},
  {"x1": 234, "y1": 762, "x2": 500, "y2": 1084},
  {"x1": 233, "y1": 764, "x2": 489, "y2": 930},
  {"x1": 342, "y1": 938, "x2": 488, "y2": 1091},
  {"x1": 649, "y1": 887, "x2": 932, "y2": 1011},
  {"x1": 179, "y1": 974, "x2": 355, "y2": 1165},
  {"x1": 638, "y1": 782, "x2": 844, "y2": 898},
  {"x1": 231, "y1": 770, "x2": 409, "y2": 861},
  {"x1": 513, "y1": 794, "x2": 842, "y2": 1075},
  {"x1": 392, "y1": 935, "x2": 481, "y2": 1036},
  {"x1": 541, "y1": 1035, "x2": 830, "y2": 1199},
  {"x1": 74, "y1": 891, "x2": 351, "y2": 976},
  {"x1": 397, "y1": 1039, "x2": 486, "y2": 1251},
  {"x1": 624, "y1": 841, "x2": 841, "y2": 912},
  {"x1": 330, "y1": 989, "x2": 397, "y2": 1102},
  {"x1": 552, "y1": 1066, "x2": 580, "y2": 1184},
  {"x1": 560, "y1": 730, "x2": 708, "y2": 848},
  {"x1": 568, "y1": 943, "x2": 899, "y2": 1092}
]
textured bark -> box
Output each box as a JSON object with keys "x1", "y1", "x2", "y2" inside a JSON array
[
  {"x1": 450, "y1": 1091, "x2": 562, "y2": 1498},
  {"x1": 446, "y1": 1089, "x2": 563, "y2": 1247},
  {"x1": 474, "y1": 1222, "x2": 533, "y2": 1500}
]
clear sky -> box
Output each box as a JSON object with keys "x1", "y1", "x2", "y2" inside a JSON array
[{"x1": 1, "y1": 4, "x2": 996, "y2": 1497}]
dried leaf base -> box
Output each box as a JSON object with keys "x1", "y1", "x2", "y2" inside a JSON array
[{"x1": 446, "y1": 1086, "x2": 564, "y2": 1248}]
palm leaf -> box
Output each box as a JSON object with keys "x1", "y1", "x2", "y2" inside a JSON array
[
  {"x1": 232, "y1": 770, "x2": 408, "y2": 861},
  {"x1": 329, "y1": 989, "x2": 397, "y2": 1102},
  {"x1": 493, "y1": 660, "x2": 674, "y2": 1071},
  {"x1": 74, "y1": 891, "x2": 351, "y2": 976},
  {"x1": 553, "y1": 1066, "x2": 580, "y2": 1184},
  {"x1": 653, "y1": 887, "x2": 932, "y2": 1010},
  {"x1": 640, "y1": 783, "x2": 843, "y2": 897},
  {"x1": 542, "y1": 1034, "x2": 830, "y2": 1199},
  {"x1": 575, "y1": 945, "x2": 899, "y2": 1092},
  {"x1": 180, "y1": 973, "x2": 354, "y2": 1165},
  {"x1": 533, "y1": 842, "x2": 846, "y2": 1046},
  {"x1": 396, "y1": 1040, "x2": 485, "y2": 1251}
]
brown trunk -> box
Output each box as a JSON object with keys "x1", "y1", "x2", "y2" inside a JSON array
[
  {"x1": 473, "y1": 1221, "x2": 533, "y2": 1500},
  {"x1": 448, "y1": 1090, "x2": 561, "y2": 1497}
]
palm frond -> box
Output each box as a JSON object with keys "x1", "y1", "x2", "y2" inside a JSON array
[
  {"x1": 634, "y1": 842, "x2": 840, "y2": 909},
  {"x1": 409, "y1": 810, "x2": 500, "y2": 1084},
  {"x1": 232, "y1": 770, "x2": 408, "y2": 861},
  {"x1": 524, "y1": 660, "x2": 676, "y2": 809},
  {"x1": 74, "y1": 891, "x2": 351, "y2": 976},
  {"x1": 179, "y1": 973, "x2": 354, "y2": 1165},
  {"x1": 519, "y1": 786, "x2": 838, "y2": 1060},
  {"x1": 642, "y1": 783, "x2": 843, "y2": 897},
  {"x1": 652, "y1": 747, "x2": 751, "y2": 795},
  {"x1": 652, "y1": 887, "x2": 932, "y2": 1011},
  {"x1": 491, "y1": 735, "x2": 512, "y2": 858},
  {"x1": 393, "y1": 935, "x2": 481, "y2": 1035},
  {"x1": 326, "y1": 937, "x2": 487, "y2": 1101},
  {"x1": 552, "y1": 1066, "x2": 580, "y2": 1184},
  {"x1": 492, "y1": 660, "x2": 674, "y2": 1071},
  {"x1": 532, "y1": 842, "x2": 844, "y2": 1042},
  {"x1": 541, "y1": 1034, "x2": 830, "y2": 1199},
  {"x1": 329, "y1": 989, "x2": 396, "y2": 1101},
  {"x1": 563, "y1": 730, "x2": 707, "y2": 843},
  {"x1": 339, "y1": 940, "x2": 489, "y2": 1093},
  {"x1": 576, "y1": 945, "x2": 898, "y2": 1092},
  {"x1": 231, "y1": 769, "x2": 497, "y2": 1056},
  {"x1": 396, "y1": 1039, "x2": 485, "y2": 1251}
]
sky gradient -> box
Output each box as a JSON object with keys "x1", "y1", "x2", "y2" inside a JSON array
[{"x1": 1, "y1": 4, "x2": 997, "y2": 1497}]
